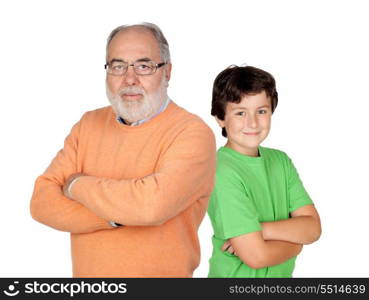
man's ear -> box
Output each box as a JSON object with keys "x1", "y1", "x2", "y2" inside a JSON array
[
  {"x1": 165, "y1": 63, "x2": 172, "y2": 82},
  {"x1": 215, "y1": 116, "x2": 225, "y2": 129}
]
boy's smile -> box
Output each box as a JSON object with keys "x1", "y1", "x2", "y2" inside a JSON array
[{"x1": 216, "y1": 91, "x2": 272, "y2": 157}]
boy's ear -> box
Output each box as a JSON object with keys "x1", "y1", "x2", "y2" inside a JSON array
[{"x1": 215, "y1": 117, "x2": 225, "y2": 129}]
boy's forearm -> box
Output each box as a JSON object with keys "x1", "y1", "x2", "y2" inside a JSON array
[
  {"x1": 262, "y1": 216, "x2": 321, "y2": 244},
  {"x1": 230, "y1": 233, "x2": 303, "y2": 269},
  {"x1": 258, "y1": 240, "x2": 302, "y2": 268}
]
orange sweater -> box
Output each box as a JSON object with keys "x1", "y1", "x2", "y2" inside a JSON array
[{"x1": 30, "y1": 102, "x2": 216, "y2": 277}]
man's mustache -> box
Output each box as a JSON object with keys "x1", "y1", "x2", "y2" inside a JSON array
[{"x1": 119, "y1": 86, "x2": 145, "y2": 96}]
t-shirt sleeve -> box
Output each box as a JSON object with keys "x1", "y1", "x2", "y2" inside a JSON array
[
  {"x1": 286, "y1": 154, "x2": 314, "y2": 213},
  {"x1": 208, "y1": 166, "x2": 262, "y2": 240}
]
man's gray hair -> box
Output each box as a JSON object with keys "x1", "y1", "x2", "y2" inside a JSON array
[{"x1": 106, "y1": 22, "x2": 171, "y2": 63}]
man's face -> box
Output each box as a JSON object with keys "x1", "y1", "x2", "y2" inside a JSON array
[
  {"x1": 217, "y1": 91, "x2": 272, "y2": 156},
  {"x1": 106, "y1": 28, "x2": 171, "y2": 123}
]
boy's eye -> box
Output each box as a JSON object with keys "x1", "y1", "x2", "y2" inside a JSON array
[
  {"x1": 258, "y1": 109, "x2": 268, "y2": 114},
  {"x1": 235, "y1": 111, "x2": 245, "y2": 116}
]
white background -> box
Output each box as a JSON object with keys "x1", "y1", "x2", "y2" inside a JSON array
[{"x1": 0, "y1": 0, "x2": 368, "y2": 277}]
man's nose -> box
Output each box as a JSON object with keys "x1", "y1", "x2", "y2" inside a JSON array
[{"x1": 123, "y1": 65, "x2": 140, "y2": 86}]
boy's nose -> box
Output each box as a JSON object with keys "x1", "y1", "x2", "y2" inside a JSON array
[{"x1": 245, "y1": 114, "x2": 258, "y2": 129}]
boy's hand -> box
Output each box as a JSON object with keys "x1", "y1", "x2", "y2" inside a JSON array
[{"x1": 222, "y1": 240, "x2": 237, "y2": 256}]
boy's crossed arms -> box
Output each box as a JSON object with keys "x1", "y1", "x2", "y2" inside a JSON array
[{"x1": 222, "y1": 204, "x2": 321, "y2": 269}]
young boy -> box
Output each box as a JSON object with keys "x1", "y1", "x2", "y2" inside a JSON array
[{"x1": 208, "y1": 65, "x2": 321, "y2": 277}]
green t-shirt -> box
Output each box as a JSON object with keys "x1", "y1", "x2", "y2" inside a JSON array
[{"x1": 208, "y1": 146, "x2": 313, "y2": 278}]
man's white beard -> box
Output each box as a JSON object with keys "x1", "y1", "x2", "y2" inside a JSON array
[{"x1": 106, "y1": 75, "x2": 168, "y2": 124}]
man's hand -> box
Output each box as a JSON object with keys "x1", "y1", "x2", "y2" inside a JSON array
[
  {"x1": 221, "y1": 240, "x2": 237, "y2": 256},
  {"x1": 63, "y1": 173, "x2": 85, "y2": 199}
]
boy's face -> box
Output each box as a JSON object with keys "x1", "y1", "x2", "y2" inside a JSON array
[{"x1": 217, "y1": 91, "x2": 272, "y2": 157}]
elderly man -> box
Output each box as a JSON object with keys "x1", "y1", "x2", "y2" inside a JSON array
[{"x1": 30, "y1": 23, "x2": 216, "y2": 277}]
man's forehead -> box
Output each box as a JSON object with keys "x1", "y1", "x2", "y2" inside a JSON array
[{"x1": 107, "y1": 28, "x2": 161, "y2": 61}]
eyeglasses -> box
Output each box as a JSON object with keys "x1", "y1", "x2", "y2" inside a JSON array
[{"x1": 104, "y1": 59, "x2": 167, "y2": 76}]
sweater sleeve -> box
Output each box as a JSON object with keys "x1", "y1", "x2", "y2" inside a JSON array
[
  {"x1": 71, "y1": 121, "x2": 217, "y2": 226},
  {"x1": 30, "y1": 116, "x2": 112, "y2": 233}
]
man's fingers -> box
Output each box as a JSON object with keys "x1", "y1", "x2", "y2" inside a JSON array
[{"x1": 63, "y1": 173, "x2": 85, "y2": 199}]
